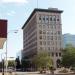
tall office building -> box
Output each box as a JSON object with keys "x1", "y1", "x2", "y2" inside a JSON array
[{"x1": 22, "y1": 8, "x2": 63, "y2": 68}]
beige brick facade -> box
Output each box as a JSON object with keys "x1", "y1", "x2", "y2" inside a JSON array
[{"x1": 22, "y1": 8, "x2": 63, "y2": 68}]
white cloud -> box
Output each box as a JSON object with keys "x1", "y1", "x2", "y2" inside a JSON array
[
  {"x1": 7, "y1": 11, "x2": 16, "y2": 16},
  {"x1": 0, "y1": 0, "x2": 28, "y2": 3}
]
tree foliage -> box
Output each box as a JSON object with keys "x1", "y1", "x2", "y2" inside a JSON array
[
  {"x1": 15, "y1": 56, "x2": 21, "y2": 69},
  {"x1": 21, "y1": 59, "x2": 30, "y2": 69},
  {"x1": 8, "y1": 60, "x2": 15, "y2": 67},
  {"x1": 62, "y1": 44, "x2": 75, "y2": 67},
  {"x1": 32, "y1": 51, "x2": 53, "y2": 69}
]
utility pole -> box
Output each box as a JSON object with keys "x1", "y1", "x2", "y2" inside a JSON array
[
  {"x1": 37, "y1": 0, "x2": 38, "y2": 8},
  {"x1": 2, "y1": 59, "x2": 4, "y2": 75}
]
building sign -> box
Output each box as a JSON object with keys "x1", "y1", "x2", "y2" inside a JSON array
[{"x1": 0, "y1": 19, "x2": 7, "y2": 49}]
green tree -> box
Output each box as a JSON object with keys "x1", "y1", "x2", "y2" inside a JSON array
[
  {"x1": 21, "y1": 58, "x2": 30, "y2": 70},
  {"x1": 8, "y1": 60, "x2": 15, "y2": 68},
  {"x1": 32, "y1": 51, "x2": 53, "y2": 71},
  {"x1": 15, "y1": 56, "x2": 21, "y2": 69},
  {"x1": 62, "y1": 44, "x2": 75, "y2": 68}
]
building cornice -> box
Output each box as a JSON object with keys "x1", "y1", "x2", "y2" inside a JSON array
[{"x1": 22, "y1": 8, "x2": 63, "y2": 29}]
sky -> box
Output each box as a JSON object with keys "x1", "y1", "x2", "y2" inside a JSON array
[{"x1": 0, "y1": 0, "x2": 75, "y2": 59}]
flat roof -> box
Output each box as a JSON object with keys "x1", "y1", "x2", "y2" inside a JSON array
[{"x1": 22, "y1": 8, "x2": 63, "y2": 29}]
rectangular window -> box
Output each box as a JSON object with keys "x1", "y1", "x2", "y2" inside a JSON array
[
  {"x1": 39, "y1": 15, "x2": 42, "y2": 23},
  {"x1": 57, "y1": 15, "x2": 60, "y2": 21},
  {"x1": 55, "y1": 36, "x2": 57, "y2": 40},
  {"x1": 47, "y1": 31, "x2": 49, "y2": 34},
  {"x1": 43, "y1": 31, "x2": 46, "y2": 34},
  {"x1": 43, "y1": 25, "x2": 46, "y2": 29},
  {"x1": 39, "y1": 25, "x2": 42, "y2": 29},
  {"x1": 39, "y1": 30, "x2": 42, "y2": 34},
  {"x1": 52, "y1": 52, "x2": 54, "y2": 57},
  {"x1": 53, "y1": 16, "x2": 56, "y2": 21},
  {"x1": 58, "y1": 36, "x2": 61, "y2": 40},
  {"x1": 51, "y1": 36, "x2": 53, "y2": 40},
  {"x1": 49, "y1": 16, "x2": 52, "y2": 21},
  {"x1": 58, "y1": 31, "x2": 61, "y2": 35},
  {"x1": 50, "y1": 25, "x2": 53, "y2": 29},
  {"x1": 39, "y1": 16, "x2": 41, "y2": 20},
  {"x1": 43, "y1": 17, "x2": 45, "y2": 20},
  {"x1": 40, "y1": 41, "x2": 42, "y2": 45},
  {"x1": 43, "y1": 36, "x2": 46, "y2": 40},
  {"x1": 39, "y1": 36, "x2": 42, "y2": 39},
  {"x1": 54, "y1": 25, "x2": 56, "y2": 29},
  {"x1": 40, "y1": 47, "x2": 43, "y2": 50},
  {"x1": 47, "y1": 36, "x2": 50, "y2": 40},
  {"x1": 43, "y1": 41, "x2": 46, "y2": 45},
  {"x1": 54, "y1": 32, "x2": 57, "y2": 35},
  {"x1": 51, "y1": 31, "x2": 53, "y2": 35},
  {"x1": 45, "y1": 16, "x2": 49, "y2": 23},
  {"x1": 42, "y1": 15, "x2": 45, "y2": 23},
  {"x1": 48, "y1": 47, "x2": 50, "y2": 50},
  {"x1": 57, "y1": 19, "x2": 59, "y2": 21},
  {"x1": 59, "y1": 53, "x2": 61, "y2": 56},
  {"x1": 56, "y1": 53, "x2": 58, "y2": 57}
]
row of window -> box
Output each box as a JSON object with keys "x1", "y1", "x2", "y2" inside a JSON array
[
  {"x1": 39, "y1": 15, "x2": 60, "y2": 23},
  {"x1": 51, "y1": 52, "x2": 61, "y2": 57},
  {"x1": 39, "y1": 48, "x2": 61, "y2": 57},
  {"x1": 39, "y1": 24, "x2": 61, "y2": 29},
  {"x1": 39, "y1": 41, "x2": 61, "y2": 46},
  {"x1": 40, "y1": 46, "x2": 61, "y2": 51},
  {"x1": 39, "y1": 35, "x2": 61, "y2": 40},
  {"x1": 39, "y1": 30, "x2": 61, "y2": 35},
  {"x1": 24, "y1": 42, "x2": 37, "y2": 50}
]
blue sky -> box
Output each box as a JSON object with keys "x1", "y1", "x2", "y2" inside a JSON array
[{"x1": 0, "y1": 0, "x2": 75, "y2": 59}]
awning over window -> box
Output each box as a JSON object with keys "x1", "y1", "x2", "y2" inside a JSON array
[{"x1": 0, "y1": 20, "x2": 7, "y2": 49}]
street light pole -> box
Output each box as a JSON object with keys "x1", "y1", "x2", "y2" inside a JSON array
[
  {"x1": 6, "y1": 38, "x2": 8, "y2": 75},
  {"x1": 5, "y1": 30, "x2": 18, "y2": 75},
  {"x1": 1, "y1": 52, "x2": 6, "y2": 75}
]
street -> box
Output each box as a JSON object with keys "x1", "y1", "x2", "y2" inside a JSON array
[{"x1": 0, "y1": 71, "x2": 75, "y2": 75}]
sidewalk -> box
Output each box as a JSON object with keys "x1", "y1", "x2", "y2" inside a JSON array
[
  {"x1": 0, "y1": 72, "x2": 42, "y2": 75},
  {"x1": 0, "y1": 72, "x2": 16, "y2": 75}
]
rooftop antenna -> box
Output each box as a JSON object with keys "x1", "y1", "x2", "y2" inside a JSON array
[{"x1": 37, "y1": 0, "x2": 38, "y2": 8}]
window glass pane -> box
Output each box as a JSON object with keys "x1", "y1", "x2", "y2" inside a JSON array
[
  {"x1": 57, "y1": 15, "x2": 60, "y2": 21},
  {"x1": 39, "y1": 16, "x2": 41, "y2": 20},
  {"x1": 43, "y1": 31, "x2": 46, "y2": 34},
  {"x1": 56, "y1": 53, "x2": 58, "y2": 57},
  {"x1": 39, "y1": 15, "x2": 42, "y2": 23},
  {"x1": 50, "y1": 16, "x2": 52, "y2": 21},
  {"x1": 39, "y1": 36, "x2": 42, "y2": 39},
  {"x1": 42, "y1": 15, "x2": 45, "y2": 23},
  {"x1": 59, "y1": 53, "x2": 61, "y2": 56},
  {"x1": 58, "y1": 31, "x2": 60, "y2": 34},
  {"x1": 45, "y1": 16, "x2": 49, "y2": 23}
]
